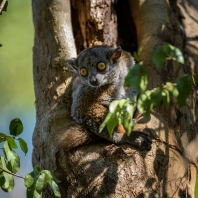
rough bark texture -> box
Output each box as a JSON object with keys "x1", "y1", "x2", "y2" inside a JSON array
[
  {"x1": 32, "y1": 0, "x2": 198, "y2": 197},
  {"x1": 32, "y1": 0, "x2": 76, "y2": 183},
  {"x1": 70, "y1": 0, "x2": 118, "y2": 52},
  {"x1": 178, "y1": 0, "x2": 198, "y2": 133}
]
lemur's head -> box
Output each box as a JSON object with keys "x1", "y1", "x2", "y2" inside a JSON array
[{"x1": 66, "y1": 45, "x2": 122, "y2": 88}]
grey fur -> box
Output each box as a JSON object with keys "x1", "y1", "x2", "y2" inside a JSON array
[{"x1": 64, "y1": 45, "x2": 152, "y2": 151}]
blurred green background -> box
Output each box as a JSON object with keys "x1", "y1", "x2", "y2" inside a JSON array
[
  {"x1": 0, "y1": 0, "x2": 35, "y2": 197},
  {"x1": 0, "y1": 0, "x2": 198, "y2": 198}
]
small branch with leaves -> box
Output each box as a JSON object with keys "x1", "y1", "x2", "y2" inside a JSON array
[
  {"x1": 0, "y1": 165, "x2": 24, "y2": 179},
  {"x1": 100, "y1": 43, "x2": 198, "y2": 136},
  {"x1": 0, "y1": 118, "x2": 62, "y2": 198}
]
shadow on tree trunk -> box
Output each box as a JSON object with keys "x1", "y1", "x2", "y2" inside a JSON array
[{"x1": 32, "y1": 0, "x2": 198, "y2": 197}]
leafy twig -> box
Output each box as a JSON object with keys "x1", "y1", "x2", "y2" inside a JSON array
[{"x1": 0, "y1": 165, "x2": 24, "y2": 179}]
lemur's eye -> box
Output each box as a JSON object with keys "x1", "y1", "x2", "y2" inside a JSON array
[
  {"x1": 80, "y1": 67, "x2": 88, "y2": 77},
  {"x1": 97, "y1": 62, "x2": 106, "y2": 71}
]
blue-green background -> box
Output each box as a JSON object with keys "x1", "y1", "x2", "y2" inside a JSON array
[
  {"x1": 0, "y1": 1, "x2": 197, "y2": 198},
  {"x1": 0, "y1": 0, "x2": 34, "y2": 197}
]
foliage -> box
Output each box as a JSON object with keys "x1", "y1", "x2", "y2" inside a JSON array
[
  {"x1": 25, "y1": 166, "x2": 61, "y2": 198},
  {"x1": 100, "y1": 43, "x2": 198, "y2": 197},
  {"x1": 0, "y1": 118, "x2": 61, "y2": 198},
  {"x1": 100, "y1": 43, "x2": 198, "y2": 135},
  {"x1": 152, "y1": 43, "x2": 184, "y2": 68},
  {"x1": 0, "y1": 2, "x2": 61, "y2": 197},
  {"x1": 99, "y1": 98, "x2": 136, "y2": 136}
]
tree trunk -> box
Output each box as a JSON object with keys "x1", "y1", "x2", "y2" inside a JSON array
[{"x1": 32, "y1": 0, "x2": 198, "y2": 197}]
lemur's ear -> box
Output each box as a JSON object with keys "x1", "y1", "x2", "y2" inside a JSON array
[
  {"x1": 109, "y1": 46, "x2": 122, "y2": 64},
  {"x1": 66, "y1": 58, "x2": 78, "y2": 73}
]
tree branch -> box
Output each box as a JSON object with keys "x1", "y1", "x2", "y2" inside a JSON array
[
  {"x1": 0, "y1": 0, "x2": 7, "y2": 13},
  {"x1": 0, "y1": 166, "x2": 24, "y2": 179}
]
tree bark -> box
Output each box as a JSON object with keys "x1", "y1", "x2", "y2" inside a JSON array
[{"x1": 32, "y1": 0, "x2": 198, "y2": 197}]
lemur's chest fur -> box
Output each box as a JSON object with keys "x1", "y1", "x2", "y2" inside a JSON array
[
  {"x1": 67, "y1": 45, "x2": 134, "y2": 127},
  {"x1": 71, "y1": 77, "x2": 126, "y2": 125}
]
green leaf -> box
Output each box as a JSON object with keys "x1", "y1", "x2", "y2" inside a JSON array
[
  {"x1": 137, "y1": 91, "x2": 152, "y2": 114},
  {"x1": 18, "y1": 138, "x2": 28, "y2": 155},
  {"x1": 33, "y1": 166, "x2": 41, "y2": 179},
  {"x1": 176, "y1": 75, "x2": 192, "y2": 107},
  {"x1": 138, "y1": 46, "x2": 144, "y2": 55},
  {"x1": 0, "y1": 133, "x2": 7, "y2": 143},
  {"x1": 33, "y1": 189, "x2": 42, "y2": 198},
  {"x1": 27, "y1": 188, "x2": 42, "y2": 198},
  {"x1": 27, "y1": 188, "x2": 34, "y2": 198},
  {"x1": 0, "y1": 156, "x2": 14, "y2": 192},
  {"x1": 126, "y1": 103, "x2": 135, "y2": 118},
  {"x1": 118, "y1": 99, "x2": 128, "y2": 109},
  {"x1": 152, "y1": 43, "x2": 169, "y2": 69},
  {"x1": 162, "y1": 89, "x2": 170, "y2": 108},
  {"x1": 150, "y1": 88, "x2": 162, "y2": 106},
  {"x1": 133, "y1": 51, "x2": 139, "y2": 62},
  {"x1": 3, "y1": 141, "x2": 20, "y2": 173},
  {"x1": 3, "y1": 141, "x2": 13, "y2": 161},
  {"x1": 0, "y1": 156, "x2": 4, "y2": 170},
  {"x1": 133, "y1": 46, "x2": 144, "y2": 62},
  {"x1": 99, "y1": 112, "x2": 113, "y2": 133},
  {"x1": 25, "y1": 169, "x2": 61, "y2": 198},
  {"x1": 7, "y1": 150, "x2": 20, "y2": 174},
  {"x1": 107, "y1": 114, "x2": 119, "y2": 137},
  {"x1": 0, "y1": 133, "x2": 7, "y2": 138},
  {"x1": 124, "y1": 63, "x2": 148, "y2": 93},
  {"x1": 9, "y1": 118, "x2": 23, "y2": 136},
  {"x1": 6, "y1": 136, "x2": 18, "y2": 149},
  {"x1": 35, "y1": 172, "x2": 50, "y2": 193},
  {"x1": 1, "y1": 172, "x2": 14, "y2": 192},
  {"x1": 127, "y1": 119, "x2": 135, "y2": 136},
  {"x1": 121, "y1": 110, "x2": 134, "y2": 136},
  {"x1": 24, "y1": 173, "x2": 35, "y2": 188},
  {"x1": 26, "y1": 168, "x2": 44, "y2": 198},
  {"x1": 0, "y1": 160, "x2": 5, "y2": 186},
  {"x1": 42, "y1": 170, "x2": 61, "y2": 184},
  {"x1": 168, "y1": 44, "x2": 184, "y2": 64},
  {"x1": 0, "y1": 172, "x2": 5, "y2": 186},
  {"x1": 109, "y1": 100, "x2": 119, "y2": 112},
  {"x1": 165, "y1": 82, "x2": 179, "y2": 97},
  {"x1": 34, "y1": 166, "x2": 41, "y2": 172},
  {"x1": 49, "y1": 180, "x2": 61, "y2": 198},
  {"x1": 152, "y1": 43, "x2": 184, "y2": 68}
]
